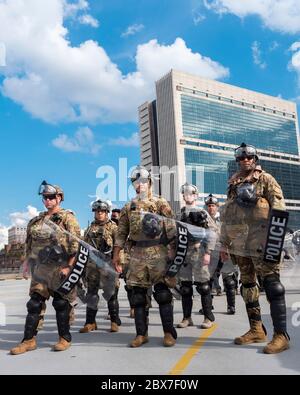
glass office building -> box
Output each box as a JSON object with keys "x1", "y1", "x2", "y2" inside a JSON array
[{"x1": 139, "y1": 70, "x2": 300, "y2": 228}]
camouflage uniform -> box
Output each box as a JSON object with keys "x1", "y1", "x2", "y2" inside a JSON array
[
  {"x1": 24, "y1": 209, "x2": 80, "y2": 344},
  {"x1": 177, "y1": 206, "x2": 217, "y2": 324},
  {"x1": 115, "y1": 195, "x2": 178, "y2": 343},
  {"x1": 82, "y1": 219, "x2": 120, "y2": 328},
  {"x1": 115, "y1": 197, "x2": 174, "y2": 288},
  {"x1": 221, "y1": 164, "x2": 289, "y2": 347}
]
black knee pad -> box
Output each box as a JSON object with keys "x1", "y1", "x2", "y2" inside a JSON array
[
  {"x1": 195, "y1": 281, "x2": 210, "y2": 296},
  {"x1": 223, "y1": 275, "x2": 236, "y2": 290},
  {"x1": 263, "y1": 275, "x2": 285, "y2": 301},
  {"x1": 180, "y1": 281, "x2": 193, "y2": 297},
  {"x1": 26, "y1": 293, "x2": 45, "y2": 314},
  {"x1": 52, "y1": 296, "x2": 70, "y2": 311},
  {"x1": 109, "y1": 288, "x2": 118, "y2": 301},
  {"x1": 131, "y1": 287, "x2": 147, "y2": 307},
  {"x1": 154, "y1": 283, "x2": 172, "y2": 305},
  {"x1": 86, "y1": 293, "x2": 100, "y2": 309}
]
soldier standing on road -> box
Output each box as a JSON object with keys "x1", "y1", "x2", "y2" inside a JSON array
[
  {"x1": 10, "y1": 181, "x2": 81, "y2": 355},
  {"x1": 112, "y1": 166, "x2": 177, "y2": 348},
  {"x1": 79, "y1": 200, "x2": 121, "y2": 334},
  {"x1": 177, "y1": 184, "x2": 217, "y2": 330},
  {"x1": 220, "y1": 143, "x2": 290, "y2": 354}
]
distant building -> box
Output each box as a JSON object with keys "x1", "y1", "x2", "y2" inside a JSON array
[
  {"x1": 8, "y1": 226, "x2": 27, "y2": 245},
  {"x1": 139, "y1": 69, "x2": 300, "y2": 228}
]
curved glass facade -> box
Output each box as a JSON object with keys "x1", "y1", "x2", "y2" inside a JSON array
[
  {"x1": 185, "y1": 148, "x2": 300, "y2": 229},
  {"x1": 185, "y1": 148, "x2": 300, "y2": 199},
  {"x1": 181, "y1": 95, "x2": 299, "y2": 156}
]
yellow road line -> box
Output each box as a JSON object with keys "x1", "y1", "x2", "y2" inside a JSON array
[{"x1": 169, "y1": 324, "x2": 217, "y2": 375}]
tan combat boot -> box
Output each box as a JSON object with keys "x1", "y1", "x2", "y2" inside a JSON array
[
  {"x1": 110, "y1": 322, "x2": 119, "y2": 333},
  {"x1": 235, "y1": 321, "x2": 268, "y2": 345},
  {"x1": 130, "y1": 335, "x2": 149, "y2": 348},
  {"x1": 10, "y1": 338, "x2": 37, "y2": 355},
  {"x1": 201, "y1": 318, "x2": 213, "y2": 329},
  {"x1": 53, "y1": 337, "x2": 71, "y2": 352},
  {"x1": 263, "y1": 333, "x2": 290, "y2": 354},
  {"x1": 163, "y1": 332, "x2": 176, "y2": 347},
  {"x1": 177, "y1": 318, "x2": 193, "y2": 328},
  {"x1": 79, "y1": 323, "x2": 97, "y2": 333}
]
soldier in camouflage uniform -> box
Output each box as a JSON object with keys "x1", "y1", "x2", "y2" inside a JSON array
[
  {"x1": 220, "y1": 143, "x2": 290, "y2": 354},
  {"x1": 112, "y1": 166, "x2": 177, "y2": 348},
  {"x1": 177, "y1": 184, "x2": 217, "y2": 330},
  {"x1": 79, "y1": 200, "x2": 121, "y2": 333},
  {"x1": 10, "y1": 181, "x2": 81, "y2": 355},
  {"x1": 111, "y1": 208, "x2": 135, "y2": 318}
]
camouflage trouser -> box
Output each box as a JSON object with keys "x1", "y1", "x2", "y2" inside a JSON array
[
  {"x1": 30, "y1": 265, "x2": 76, "y2": 305},
  {"x1": 126, "y1": 245, "x2": 168, "y2": 288},
  {"x1": 178, "y1": 246, "x2": 210, "y2": 283},
  {"x1": 232, "y1": 254, "x2": 281, "y2": 321},
  {"x1": 86, "y1": 263, "x2": 120, "y2": 292},
  {"x1": 231, "y1": 255, "x2": 280, "y2": 284}
]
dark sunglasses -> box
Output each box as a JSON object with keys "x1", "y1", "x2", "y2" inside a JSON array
[
  {"x1": 43, "y1": 194, "x2": 57, "y2": 201},
  {"x1": 237, "y1": 155, "x2": 255, "y2": 162}
]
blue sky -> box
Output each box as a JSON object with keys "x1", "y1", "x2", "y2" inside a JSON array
[{"x1": 1, "y1": 0, "x2": 300, "y2": 244}]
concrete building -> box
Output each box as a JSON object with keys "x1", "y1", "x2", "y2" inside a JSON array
[
  {"x1": 139, "y1": 69, "x2": 300, "y2": 228},
  {"x1": 8, "y1": 226, "x2": 27, "y2": 245}
]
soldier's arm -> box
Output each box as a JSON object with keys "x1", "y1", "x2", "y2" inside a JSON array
[
  {"x1": 262, "y1": 174, "x2": 286, "y2": 210},
  {"x1": 64, "y1": 213, "x2": 81, "y2": 263},
  {"x1": 113, "y1": 206, "x2": 130, "y2": 272},
  {"x1": 157, "y1": 198, "x2": 174, "y2": 219},
  {"x1": 24, "y1": 224, "x2": 32, "y2": 260},
  {"x1": 204, "y1": 214, "x2": 218, "y2": 252},
  {"x1": 114, "y1": 206, "x2": 130, "y2": 249}
]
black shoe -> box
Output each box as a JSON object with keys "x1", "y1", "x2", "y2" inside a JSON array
[{"x1": 227, "y1": 306, "x2": 235, "y2": 315}]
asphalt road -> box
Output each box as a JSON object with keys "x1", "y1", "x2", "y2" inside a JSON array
[{"x1": 0, "y1": 261, "x2": 299, "y2": 375}]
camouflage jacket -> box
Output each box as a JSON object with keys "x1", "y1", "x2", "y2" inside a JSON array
[
  {"x1": 115, "y1": 196, "x2": 174, "y2": 248},
  {"x1": 220, "y1": 165, "x2": 286, "y2": 246},
  {"x1": 84, "y1": 219, "x2": 117, "y2": 255},
  {"x1": 25, "y1": 208, "x2": 81, "y2": 260}
]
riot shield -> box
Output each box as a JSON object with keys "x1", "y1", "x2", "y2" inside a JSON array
[
  {"x1": 134, "y1": 210, "x2": 218, "y2": 284},
  {"x1": 29, "y1": 219, "x2": 117, "y2": 302}
]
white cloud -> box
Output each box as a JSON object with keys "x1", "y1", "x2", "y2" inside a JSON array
[
  {"x1": 109, "y1": 132, "x2": 139, "y2": 147},
  {"x1": 121, "y1": 24, "x2": 144, "y2": 38},
  {"x1": 251, "y1": 41, "x2": 267, "y2": 69},
  {"x1": 63, "y1": 0, "x2": 89, "y2": 18},
  {"x1": 289, "y1": 42, "x2": 300, "y2": 87},
  {"x1": 0, "y1": 206, "x2": 39, "y2": 249},
  {"x1": 204, "y1": 0, "x2": 300, "y2": 34},
  {"x1": 9, "y1": 206, "x2": 39, "y2": 227},
  {"x1": 289, "y1": 42, "x2": 300, "y2": 52},
  {"x1": 78, "y1": 14, "x2": 99, "y2": 28},
  {"x1": 192, "y1": 11, "x2": 206, "y2": 26},
  {"x1": 52, "y1": 126, "x2": 101, "y2": 154},
  {"x1": 0, "y1": 42, "x2": 6, "y2": 67},
  {"x1": 269, "y1": 41, "x2": 279, "y2": 52},
  {"x1": 0, "y1": 1, "x2": 228, "y2": 124},
  {"x1": 0, "y1": 225, "x2": 8, "y2": 249}
]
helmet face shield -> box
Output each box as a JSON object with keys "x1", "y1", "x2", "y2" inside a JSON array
[
  {"x1": 38, "y1": 181, "x2": 57, "y2": 196},
  {"x1": 180, "y1": 183, "x2": 198, "y2": 196},
  {"x1": 92, "y1": 200, "x2": 110, "y2": 212},
  {"x1": 234, "y1": 144, "x2": 258, "y2": 161},
  {"x1": 130, "y1": 167, "x2": 150, "y2": 184},
  {"x1": 205, "y1": 194, "x2": 218, "y2": 205}
]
